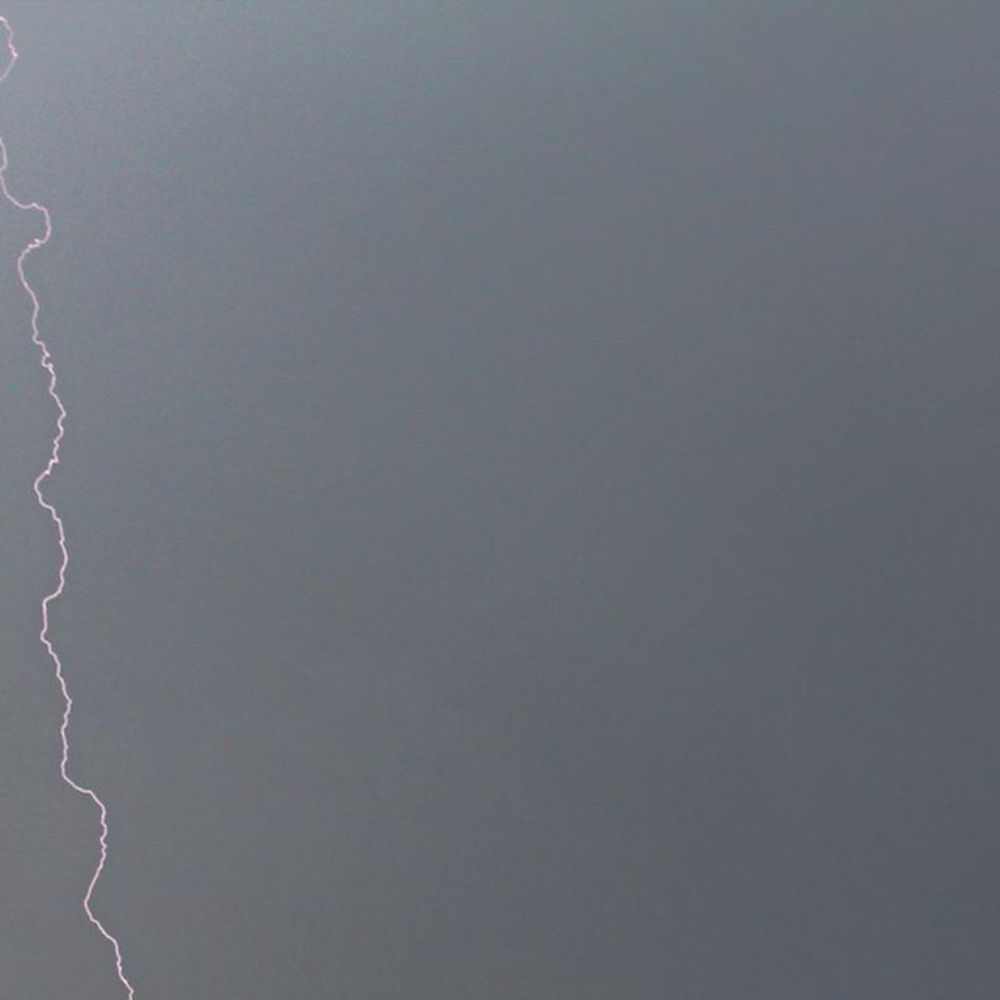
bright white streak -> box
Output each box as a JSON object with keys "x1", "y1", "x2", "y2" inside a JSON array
[{"x1": 0, "y1": 15, "x2": 136, "y2": 999}]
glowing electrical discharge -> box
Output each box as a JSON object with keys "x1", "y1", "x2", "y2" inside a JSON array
[{"x1": 0, "y1": 16, "x2": 135, "y2": 998}]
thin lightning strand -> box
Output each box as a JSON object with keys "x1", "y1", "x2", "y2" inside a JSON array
[{"x1": 0, "y1": 17, "x2": 135, "y2": 999}]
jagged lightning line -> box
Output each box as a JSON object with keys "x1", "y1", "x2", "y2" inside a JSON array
[{"x1": 0, "y1": 16, "x2": 135, "y2": 999}]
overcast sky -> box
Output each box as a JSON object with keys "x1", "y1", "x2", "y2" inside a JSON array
[{"x1": 0, "y1": 2, "x2": 998, "y2": 997}]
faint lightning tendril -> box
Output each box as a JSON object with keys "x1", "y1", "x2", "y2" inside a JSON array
[{"x1": 0, "y1": 16, "x2": 135, "y2": 999}]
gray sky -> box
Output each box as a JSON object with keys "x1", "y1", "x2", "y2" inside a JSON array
[{"x1": 0, "y1": 2, "x2": 998, "y2": 997}]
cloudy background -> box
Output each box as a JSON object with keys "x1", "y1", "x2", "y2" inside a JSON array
[{"x1": 0, "y1": 2, "x2": 997, "y2": 996}]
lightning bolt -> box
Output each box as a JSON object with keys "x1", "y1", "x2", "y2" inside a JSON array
[{"x1": 0, "y1": 16, "x2": 135, "y2": 999}]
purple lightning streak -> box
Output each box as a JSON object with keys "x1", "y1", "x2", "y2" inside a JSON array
[{"x1": 0, "y1": 16, "x2": 136, "y2": 1000}]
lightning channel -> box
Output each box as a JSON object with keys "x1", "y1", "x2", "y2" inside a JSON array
[{"x1": 0, "y1": 16, "x2": 136, "y2": 998}]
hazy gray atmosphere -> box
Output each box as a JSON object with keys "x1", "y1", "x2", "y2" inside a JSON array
[{"x1": 0, "y1": 2, "x2": 997, "y2": 996}]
